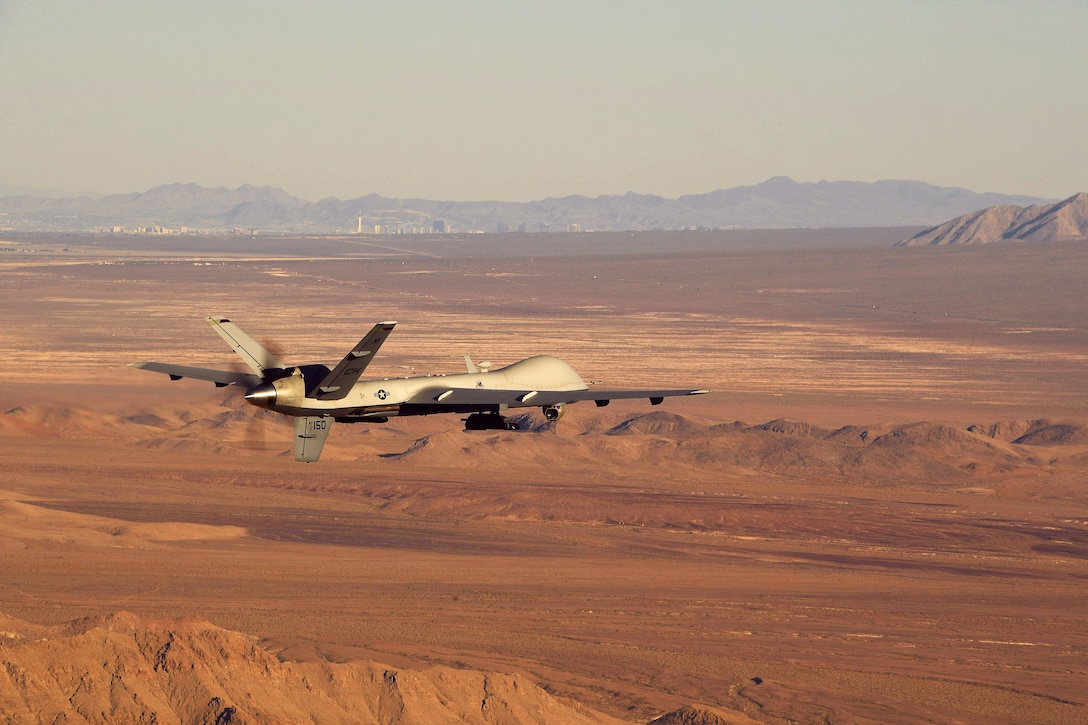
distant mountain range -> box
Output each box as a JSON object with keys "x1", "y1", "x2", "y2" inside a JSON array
[
  {"x1": 0, "y1": 177, "x2": 1053, "y2": 233},
  {"x1": 897, "y1": 192, "x2": 1088, "y2": 245}
]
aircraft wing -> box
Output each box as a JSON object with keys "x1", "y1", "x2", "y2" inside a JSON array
[
  {"x1": 129, "y1": 362, "x2": 261, "y2": 388},
  {"x1": 311, "y1": 321, "x2": 397, "y2": 400},
  {"x1": 557, "y1": 388, "x2": 711, "y2": 405},
  {"x1": 407, "y1": 386, "x2": 709, "y2": 408}
]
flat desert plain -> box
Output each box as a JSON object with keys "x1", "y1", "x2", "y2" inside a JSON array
[{"x1": 1, "y1": 230, "x2": 1086, "y2": 724}]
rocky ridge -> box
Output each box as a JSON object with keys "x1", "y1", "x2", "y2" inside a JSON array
[
  {"x1": 897, "y1": 192, "x2": 1088, "y2": 245},
  {"x1": 0, "y1": 610, "x2": 760, "y2": 725}
]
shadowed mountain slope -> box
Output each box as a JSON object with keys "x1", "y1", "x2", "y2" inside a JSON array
[{"x1": 6, "y1": 402, "x2": 1087, "y2": 490}]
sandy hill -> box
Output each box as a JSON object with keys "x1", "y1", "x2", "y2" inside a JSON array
[{"x1": 897, "y1": 192, "x2": 1088, "y2": 245}]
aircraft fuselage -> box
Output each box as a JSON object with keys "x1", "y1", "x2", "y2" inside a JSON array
[{"x1": 244, "y1": 355, "x2": 587, "y2": 420}]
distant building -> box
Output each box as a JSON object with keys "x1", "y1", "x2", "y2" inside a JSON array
[
  {"x1": 497, "y1": 222, "x2": 510, "y2": 234},
  {"x1": 432, "y1": 220, "x2": 447, "y2": 233}
]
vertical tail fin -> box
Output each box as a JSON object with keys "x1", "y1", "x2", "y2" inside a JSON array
[
  {"x1": 294, "y1": 416, "x2": 332, "y2": 462},
  {"x1": 205, "y1": 316, "x2": 285, "y2": 377}
]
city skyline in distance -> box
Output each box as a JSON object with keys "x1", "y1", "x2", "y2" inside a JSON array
[{"x1": 0, "y1": 176, "x2": 1055, "y2": 235}]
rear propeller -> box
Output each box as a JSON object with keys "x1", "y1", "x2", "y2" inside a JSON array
[
  {"x1": 207, "y1": 317, "x2": 291, "y2": 451},
  {"x1": 241, "y1": 335, "x2": 290, "y2": 449}
]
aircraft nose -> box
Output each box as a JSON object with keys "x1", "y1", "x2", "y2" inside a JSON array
[{"x1": 244, "y1": 381, "x2": 277, "y2": 409}]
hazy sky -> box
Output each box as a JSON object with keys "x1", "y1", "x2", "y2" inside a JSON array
[{"x1": 1, "y1": 1, "x2": 1085, "y2": 201}]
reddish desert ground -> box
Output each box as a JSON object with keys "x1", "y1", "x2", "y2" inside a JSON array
[{"x1": 1, "y1": 230, "x2": 1086, "y2": 723}]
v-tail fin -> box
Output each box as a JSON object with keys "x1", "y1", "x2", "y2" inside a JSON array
[
  {"x1": 311, "y1": 321, "x2": 397, "y2": 400},
  {"x1": 205, "y1": 316, "x2": 285, "y2": 376}
]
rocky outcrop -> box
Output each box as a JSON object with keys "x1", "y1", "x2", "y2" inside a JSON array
[{"x1": 0, "y1": 611, "x2": 626, "y2": 724}]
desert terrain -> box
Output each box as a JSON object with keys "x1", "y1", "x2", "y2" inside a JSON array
[{"x1": 1, "y1": 229, "x2": 1086, "y2": 723}]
